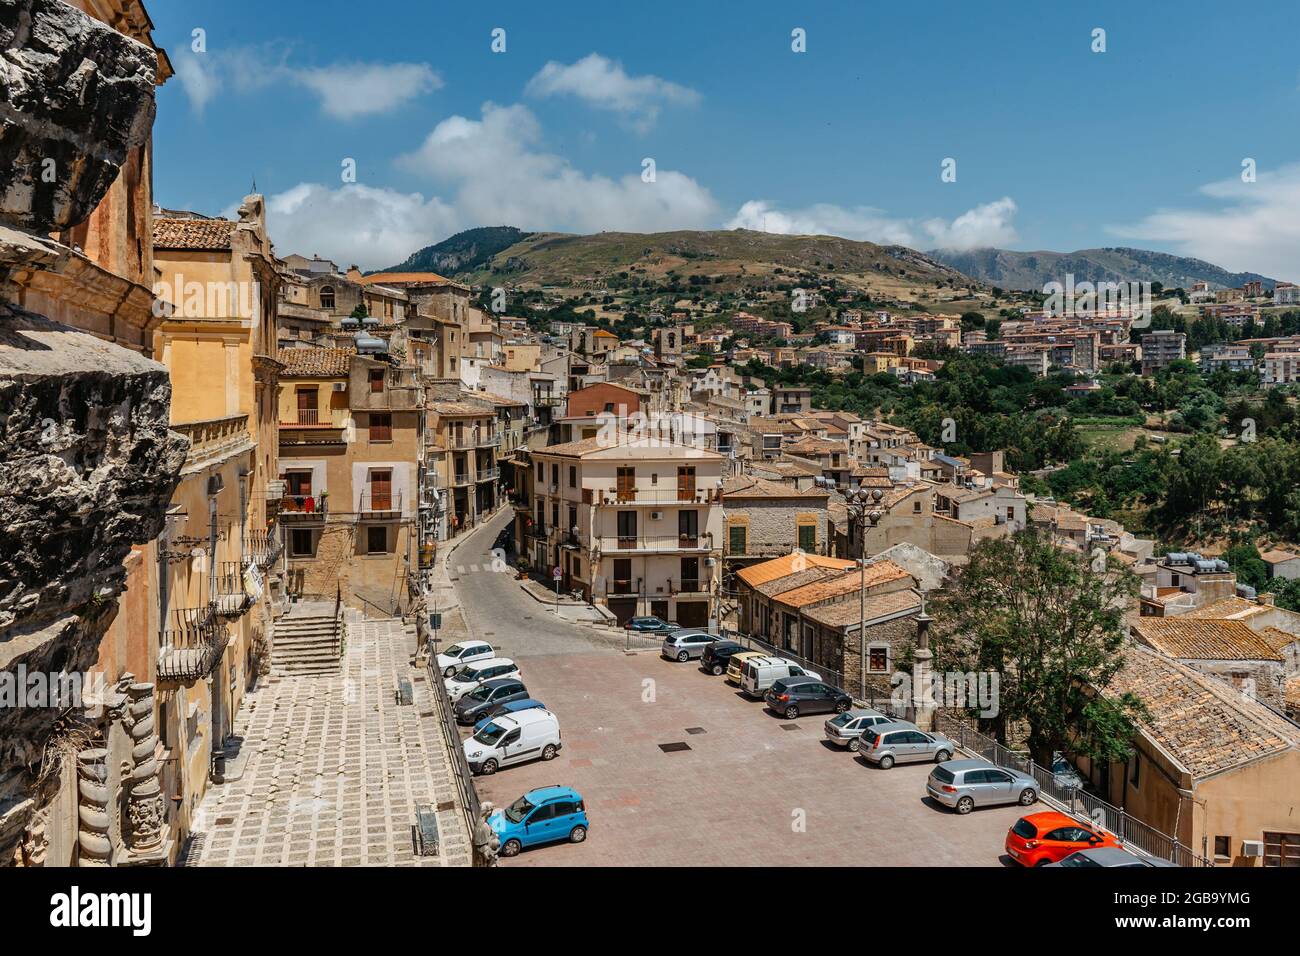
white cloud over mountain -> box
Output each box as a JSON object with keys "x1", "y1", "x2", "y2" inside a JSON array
[
  {"x1": 728, "y1": 196, "x2": 1019, "y2": 251},
  {"x1": 1113, "y1": 165, "x2": 1300, "y2": 280}
]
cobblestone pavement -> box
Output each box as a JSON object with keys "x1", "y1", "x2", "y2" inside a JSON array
[
  {"x1": 453, "y1": 513, "x2": 1028, "y2": 867},
  {"x1": 186, "y1": 616, "x2": 472, "y2": 867}
]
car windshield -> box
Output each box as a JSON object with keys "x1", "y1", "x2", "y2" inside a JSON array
[
  {"x1": 466, "y1": 684, "x2": 494, "y2": 702},
  {"x1": 450, "y1": 666, "x2": 479, "y2": 682},
  {"x1": 504, "y1": 795, "x2": 535, "y2": 824},
  {"x1": 473, "y1": 722, "x2": 507, "y2": 745},
  {"x1": 1056, "y1": 852, "x2": 1100, "y2": 868},
  {"x1": 444, "y1": 644, "x2": 465, "y2": 657},
  {"x1": 828, "y1": 713, "x2": 854, "y2": 727}
]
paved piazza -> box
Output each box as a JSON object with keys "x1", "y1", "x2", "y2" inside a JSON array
[{"x1": 186, "y1": 616, "x2": 472, "y2": 867}]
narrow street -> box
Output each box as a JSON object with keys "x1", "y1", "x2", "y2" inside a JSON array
[{"x1": 449, "y1": 513, "x2": 1027, "y2": 867}]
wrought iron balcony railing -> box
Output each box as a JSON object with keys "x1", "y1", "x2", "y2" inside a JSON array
[{"x1": 157, "y1": 614, "x2": 226, "y2": 683}]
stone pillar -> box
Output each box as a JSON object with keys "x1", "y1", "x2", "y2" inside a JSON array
[
  {"x1": 123, "y1": 683, "x2": 165, "y2": 854},
  {"x1": 910, "y1": 611, "x2": 937, "y2": 732},
  {"x1": 76, "y1": 748, "x2": 113, "y2": 867}
]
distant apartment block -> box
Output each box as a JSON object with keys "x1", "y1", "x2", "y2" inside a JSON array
[{"x1": 1140, "y1": 330, "x2": 1187, "y2": 375}]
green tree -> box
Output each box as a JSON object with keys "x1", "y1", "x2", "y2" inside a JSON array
[{"x1": 932, "y1": 531, "x2": 1144, "y2": 766}]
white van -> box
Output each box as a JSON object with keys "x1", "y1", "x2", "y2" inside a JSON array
[
  {"x1": 462, "y1": 709, "x2": 562, "y2": 775},
  {"x1": 740, "y1": 657, "x2": 821, "y2": 698}
]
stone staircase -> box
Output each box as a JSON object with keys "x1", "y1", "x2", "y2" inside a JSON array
[{"x1": 271, "y1": 608, "x2": 343, "y2": 676}]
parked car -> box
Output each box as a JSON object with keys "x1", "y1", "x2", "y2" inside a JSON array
[
  {"x1": 725, "y1": 650, "x2": 766, "y2": 685},
  {"x1": 764, "y1": 676, "x2": 852, "y2": 719},
  {"x1": 435, "y1": 640, "x2": 494, "y2": 678},
  {"x1": 824, "y1": 708, "x2": 903, "y2": 751},
  {"x1": 1047, "y1": 846, "x2": 1178, "y2": 868},
  {"x1": 489, "y1": 785, "x2": 589, "y2": 856},
  {"x1": 473, "y1": 697, "x2": 548, "y2": 732},
  {"x1": 661, "y1": 630, "x2": 719, "y2": 662},
  {"x1": 1050, "y1": 753, "x2": 1084, "y2": 792},
  {"x1": 926, "y1": 759, "x2": 1038, "y2": 813},
  {"x1": 859, "y1": 722, "x2": 954, "y2": 768},
  {"x1": 1004, "y1": 811, "x2": 1121, "y2": 866},
  {"x1": 700, "y1": 640, "x2": 747, "y2": 676},
  {"x1": 444, "y1": 657, "x2": 519, "y2": 702},
  {"x1": 453, "y1": 676, "x2": 530, "y2": 725},
  {"x1": 741, "y1": 657, "x2": 820, "y2": 698},
  {"x1": 462, "y1": 709, "x2": 562, "y2": 775},
  {"x1": 624, "y1": 616, "x2": 677, "y2": 634}
]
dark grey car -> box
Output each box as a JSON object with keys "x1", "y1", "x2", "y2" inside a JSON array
[{"x1": 454, "y1": 677, "x2": 530, "y2": 725}]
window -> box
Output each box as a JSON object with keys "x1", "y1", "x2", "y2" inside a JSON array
[
  {"x1": 613, "y1": 558, "x2": 632, "y2": 591},
  {"x1": 728, "y1": 524, "x2": 747, "y2": 555},
  {"x1": 551, "y1": 464, "x2": 559, "y2": 487},
  {"x1": 867, "y1": 645, "x2": 889, "y2": 673},
  {"x1": 1263, "y1": 831, "x2": 1300, "y2": 867},
  {"x1": 1214, "y1": 836, "x2": 1231, "y2": 859},
  {"x1": 679, "y1": 509, "x2": 698, "y2": 544},
  {"x1": 369, "y1": 369, "x2": 385, "y2": 393},
  {"x1": 319, "y1": 285, "x2": 335, "y2": 310},
  {"x1": 567, "y1": 506, "x2": 577, "y2": 534},
  {"x1": 680, "y1": 557, "x2": 699, "y2": 591},
  {"x1": 295, "y1": 387, "x2": 318, "y2": 424},
  {"x1": 568, "y1": 465, "x2": 577, "y2": 488},
  {"x1": 551, "y1": 501, "x2": 559, "y2": 527},
  {"x1": 366, "y1": 526, "x2": 388, "y2": 554},
  {"x1": 616, "y1": 466, "x2": 636, "y2": 501},
  {"x1": 286, "y1": 470, "x2": 313, "y2": 496},
  {"x1": 617, "y1": 510, "x2": 637, "y2": 546},
  {"x1": 290, "y1": 528, "x2": 314, "y2": 557},
  {"x1": 797, "y1": 523, "x2": 816, "y2": 552},
  {"x1": 370, "y1": 412, "x2": 392, "y2": 442},
  {"x1": 536, "y1": 461, "x2": 544, "y2": 480},
  {"x1": 913, "y1": 499, "x2": 922, "y2": 513},
  {"x1": 677, "y1": 466, "x2": 696, "y2": 500}
]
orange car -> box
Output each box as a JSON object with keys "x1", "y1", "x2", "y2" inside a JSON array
[{"x1": 1004, "y1": 811, "x2": 1121, "y2": 866}]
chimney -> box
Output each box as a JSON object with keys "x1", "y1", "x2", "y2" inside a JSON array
[{"x1": 1259, "y1": 592, "x2": 1276, "y2": 606}]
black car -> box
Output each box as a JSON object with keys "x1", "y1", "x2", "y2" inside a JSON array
[
  {"x1": 700, "y1": 640, "x2": 747, "y2": 676},
  {"x1": 765, "y1": 676, "x2": 852, "y2": 719},
  {"x1": 624, "y1": 616, "x2": 678, "y2": 634},
  {"x1": 454, "y1": 677, "x2": 530, "y2": 725}
]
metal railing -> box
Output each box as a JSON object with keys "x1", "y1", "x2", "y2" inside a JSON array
[
  {"x1": 736, "y1": 632, "x2": 848, "y2": 694},
  {"x1": 158, "y1": 622, "x2": 227, "y2": 683},
  {"x1": 358, "y1": 490, "x2": 403, "y2": 516},
  {"x1": 280, "y1": 494, "x2": 327, "y2": 517},
  {"x1": 934, "y1": 715, "x2": 1213, "y2": 867},
  {"x1": 242, "y1": 530, "x2": 281, "y2": 569},
  {"x1": 476, "y1": 468, "x2": 499, "y2": 482}
]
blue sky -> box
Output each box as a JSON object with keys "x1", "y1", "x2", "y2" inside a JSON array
[{"x1": 150, "y1": 0, "x2": 1300, "y2": 277}]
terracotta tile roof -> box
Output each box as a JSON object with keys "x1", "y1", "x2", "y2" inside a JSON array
[
  {"x1": 721, "y1": 475, "x2": 828, "y2": 499},
  {"x1": 1105, "y1": 644, "x2": 1300, "y2": 780},
  {"x1": 1182, "y1": 598, "x2": 1272, "y2": 622},
  {"x1": 358, "y1": 271, "x2": 451, "y2": 286},
  {"x1": 154, "y1": 217, "x2": 235, "y2": 251},
  {"x1": 1259, "y1": 549, "x2": 1300, "y2": 564},
  {"x1": 1133, "y1": 618, "x2": 1283, "y2": 662},
  {"x1": 431, "y1": 401, "x2": 495, "y2": 418},
  {"x1": 773, "y1": 561, "x2": 913, "y2": 610},
  {"x1": 735, "y1": 552, "x2": 856, "y2": 589},
  {"x1": 276, "y1": 347, "x2": 351, "y2": 377},
  {"x1": 803, "y1": 588, "x2": 921, "y2": 630},
  {"x1": 753, "y1": 567, "x2": 838, "y2": 598}
]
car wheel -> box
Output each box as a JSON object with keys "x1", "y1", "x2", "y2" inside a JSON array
[
  {"x1": 1033, "y1": 858, "x2": 1050, "y2": 867},
  {"x1": 847, "y1": 738, "x2": 860, "y2": 752},
  {"x1": 784, "y1": 705, "x2": 800, "y2": 720},
  {"x1": 501, "y1": 838, "x2": 521, "y2": 857},
  {"x1": 443, "y1": 666, "x2": 456, "y2": 678},
  {"x1": 834, "y1": 700, "x2": 850, "y2": 714},
  {"x1": 935, "y1": 749, "x2": 952, "y2": 763},
  {"x1": 569, "y1": 825, "x2": 587, "y2": 844},
  {"x1": 955, "y1": 796, "x2": 974, "y2": 815},
  {"x1": 711, "y1": 663, "x2": 724, "y2": 676},
  {"x1": 677, "y1": 651, "x2": 689, "y2": 663},
  {"x1": 1019, "y1": 788, "x2": 1037, "y2": 806},
  {"x1": 878, "y1": 754, "x2": 895, "y2": 769},
  {"x1": 480, "y1": 759, "x2": 498, "y2": 776},
  {"x1": 541, "y1": 744, "x2": 557, "y2": 761}
]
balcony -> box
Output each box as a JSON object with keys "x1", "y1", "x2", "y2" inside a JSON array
[
  {"x1": 280, "y1": 493, "x2": 327, "y2": 520},
  {"x1": 451, "y1": 472, "x2": 473, "y2": 487},
  {"x1": 479, "y1": 434, "x2": 502, "y2": 448},
  {"x1": 173, "y1": 413, "x2": 253, "y2": 470},
  {"x1": 157, "y1": 621, "x2": 226, "y2": 683},
  {"x1": 476, "y1": 468, "x2": 499, "y2": 482},
  {"x1": 213, "y1": 561, "x2": 253, "y2": 618},
  {"x1": 243, "y1": 530, "x2": 282, "y2": 569},
  {"x1": 596, "y1": 486, "x2": 721, "y2": 506},
  {"x1": 446, "y1": 434, "x2": 478, "y2": 450},
  {"x1": 358, "y1": 490, "x2": 402, "y2": 520}
]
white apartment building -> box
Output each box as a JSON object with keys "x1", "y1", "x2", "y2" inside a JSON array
[{"x1": 528, "y1": 438, "x2": 725, "y2": 627}]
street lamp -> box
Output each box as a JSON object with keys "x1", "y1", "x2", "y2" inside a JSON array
[{"x1": 845, "y1": 487, "x2": 884, "y2": 700}]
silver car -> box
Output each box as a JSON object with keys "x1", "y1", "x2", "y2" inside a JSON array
[
  {"x1": 661, "y1": 630, "x2": 717, "y2": 662},
  {"x1": 927, "y1": 759, "x2": 1038, "y2": 814},
  {"x1": 824, "y1": 709, "x2": 907, "y2": 752},
  {"x1": 860, "y1": 722, "x2": 954, "y2": 768},
  {"x1": 1047, "y1": 847, "x2": 1179, "y2": 868}
]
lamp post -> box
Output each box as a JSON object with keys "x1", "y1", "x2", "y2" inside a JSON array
[{"x1": 844, "y1": 487, "x2": 884, "y2": 700}]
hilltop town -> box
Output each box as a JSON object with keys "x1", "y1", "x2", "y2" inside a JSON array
[{"x1": 3, "y1": 0, "x2": 1299, "y2": 883}]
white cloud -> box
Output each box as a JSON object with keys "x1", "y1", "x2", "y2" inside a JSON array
[
  {"x1": 259, "y1": 183, "x2": 459, "y2": 271},
  {"x1": 292, "y1": 63, "x2": 442, "y2": 119},
  {"x1": 728, "y1": 196, "x2": 1019, "y2": 250},
  {"x1": 526, "y1": 53, "x2": 699, "y2": 130},
  {"x1": 921, "y1": 197, "x2": 1019, "y2": 250},
  {"x1": 170, "y1": 46, "x2": 440, "y2": 119},
  {"x1": 398, "y1": 102, "x2": 718, "y2": 233},
  {"x1": 1113, "y1": 165, "x2": 1300, "y2": 280}
]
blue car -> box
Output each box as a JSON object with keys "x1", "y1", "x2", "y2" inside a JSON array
[
  {"x1": 489, "y1": 786, "x2": 589, "y2": 857},
  {"x1": 473, "y1": 697, "x2": 548, "y2": 732}
]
